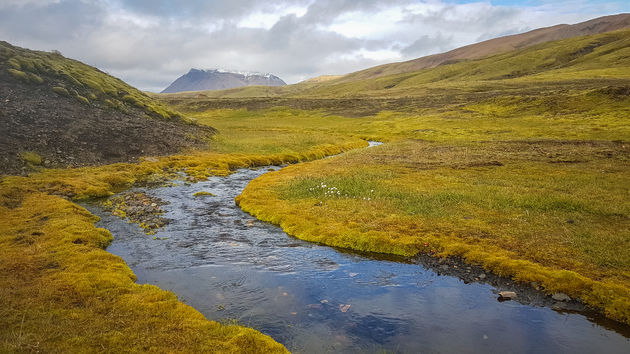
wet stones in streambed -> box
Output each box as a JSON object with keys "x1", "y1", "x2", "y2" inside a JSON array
[
  {"x1": 103, "y1": 191, "x2": 171, "y2": 234},
  {"x1": 411, "y1": 253, "x2": 587, "y2": 311}
]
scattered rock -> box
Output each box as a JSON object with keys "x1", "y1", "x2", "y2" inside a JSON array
[
  {"x1": 498, "y1": 291, "x2": 517, "y2": 300},
  {"x1": 478, "y1": 273, "x2": 486, "y2": 280},
  {"x1": 339, "y1": 304, "x2": 351, "y2": 313},
  {"x1": 104, "y1": 192, "x2": 170, "y2": 234},
  {"x1": 552, "y1": 292, "x2": 571, "y2": 302},
  {"x1": 552, "y1": 302, "x2": 567, "y2": 310}
]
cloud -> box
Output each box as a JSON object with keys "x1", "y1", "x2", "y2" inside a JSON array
[{"x1": 0, "y1": 0, "x2": 626, "y2": 91}]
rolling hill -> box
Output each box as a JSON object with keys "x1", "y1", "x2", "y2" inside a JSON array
[
  {"x1": 0, "y1": 41, "x2": 216, "y2": 175},
  {"x1": 337, "y1": 13, "x2": 630, "y2": 83}
]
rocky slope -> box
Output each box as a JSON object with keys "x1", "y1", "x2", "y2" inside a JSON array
[
  {"x1": 161, "y1": 68, "x2": 286, "y2": 93},
  {"x1": 0, "y1": 41, "x2": 216, "y2": 175}
]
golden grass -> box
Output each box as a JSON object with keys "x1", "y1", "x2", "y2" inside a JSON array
[
  {"x1": 237, "y1": 139, "x2": 630, "y2": 324},
  {"x1": 0, "y1": 192, "x2": 287, "y2": 353},
  {"x1": 0, "y1": 140, "x2": 366, "y2": 352}
]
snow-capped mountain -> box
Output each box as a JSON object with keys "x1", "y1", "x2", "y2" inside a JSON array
[{"x1": 161, "y1": 68, "x2": 286, "y2": 93}]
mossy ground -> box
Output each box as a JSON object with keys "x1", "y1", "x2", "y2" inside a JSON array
[{"x1": 0, "y1": 142, "x2": 365, "y2": 352}]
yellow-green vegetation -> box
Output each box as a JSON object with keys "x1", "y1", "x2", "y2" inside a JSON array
[
  {"x1": 0, "y1": 191, "x2": 286, "y2": 353},
  {"x1": 0, "y1": 41, "x2": 180, "y2": 120},
  {"x1": 51, "y1": 86, "x2": 69, "y2": 97},
  {"x1": 75, "y1": 95, "x2": 89, "y2": 105},
  {"x1": 194, "y1": 191, "x2": 216, "y2": 197},
  {"x1": 1, "y1": 138, "x2": 364, "y2": 351},
  {"x1": 19, "y1": 151, "x2": 42, "y2": 166}
]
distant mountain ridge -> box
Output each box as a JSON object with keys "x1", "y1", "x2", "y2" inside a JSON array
[
  {"x1": 338, "y1": 13, "x2": 630, "y2": 83},
  {"x1": 162, "y1": 68, "x2": 286, "y2": 93}
]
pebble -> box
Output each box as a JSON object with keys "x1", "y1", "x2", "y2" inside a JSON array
[
  {"x1": 498, "y1": 291, "x2": 517, "y2": 300},
  {"x1": 551, "y1": 292, "x2": 571, "y2": 302},
  {"x1": 478, "y1": 273, "x2": 486, "y2": 280}
]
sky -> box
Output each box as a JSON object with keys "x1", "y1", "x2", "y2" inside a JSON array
[{"x1": 0, "y1": 0, "x2": 628, "y2": 92}]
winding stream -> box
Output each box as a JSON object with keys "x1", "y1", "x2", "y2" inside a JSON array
[{"x1": 86, "y1": 145, "x2": 630, "y2": 353}]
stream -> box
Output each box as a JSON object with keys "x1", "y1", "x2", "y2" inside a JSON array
[{"x1": 85, "y1": 144, "x2": 630, "y2": 353}]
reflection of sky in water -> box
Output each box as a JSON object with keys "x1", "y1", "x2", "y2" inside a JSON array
[{"x1": 89, "y1": 167, "x2": 630, "y2": 353}]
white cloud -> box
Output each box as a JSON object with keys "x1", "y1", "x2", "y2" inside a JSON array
[{"x1": 0, "y1": 0, "x2": 626, "y2": 91}]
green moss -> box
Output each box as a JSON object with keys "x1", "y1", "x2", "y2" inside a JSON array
[
  {"x1": 19, "y1": 151, "x2": 42, "y2": 165},
  {"x1": 51, "y1": 86, "x2": 69, "y2": 97},
  {"x1": 7, "y1": 58, "x2": 20, "y2": 70},
  {"x1": 76, "y1": 95, "x2": 89, "y2": 105},
  {"x1": 26, "y1": 72, "x2": 43, "y2": 84},
  {"x1": 193, "y1": 191, "x2": 216, "y2": 197},
  {"x1": 7, "y1": 68, "x2": 28, "y2": 82},
  {"x1": 122, "y1": 94, "x2": 138, "y2": 105}
]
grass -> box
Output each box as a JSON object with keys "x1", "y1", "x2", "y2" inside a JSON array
[{"x1": 0, "y1": 141, "x2": 368, "y2": 352}]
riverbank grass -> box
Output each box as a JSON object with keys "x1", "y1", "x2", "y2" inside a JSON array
[
  {"x1": 0, "y1": 139, "x2": 367, "y2": 352},
  {"x1": 237, "y1": 139, "x2": 630, "y2": 324}
]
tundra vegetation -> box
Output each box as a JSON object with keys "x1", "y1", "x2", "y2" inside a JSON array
[
  {"x1": 166, "y1": 29, "x2": 630, "y2": 325},
  {"x1": 1, "y1": 27, "x2": 629, "y2": 352}
]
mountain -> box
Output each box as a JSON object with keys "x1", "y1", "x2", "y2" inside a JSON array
[
  {"x1": 0, "y1": 41, "x2": 215, "y2": 175},
  {"x1": 337, "y1": 13, "x2": 630, "y2": 83},
  {"x1": 161, "y1": 69, "x2": 286, "y2": 93}
]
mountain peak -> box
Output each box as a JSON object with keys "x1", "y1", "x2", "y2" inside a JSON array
[{"x1": 163, "y1": 68, "x2": 286, "y2": 93}]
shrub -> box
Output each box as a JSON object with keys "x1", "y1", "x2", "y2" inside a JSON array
[{"x1": 52, "y1": 86, "x2": 69, "y2": 97}]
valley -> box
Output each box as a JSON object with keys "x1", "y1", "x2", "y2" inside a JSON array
[{"x1": 1, "y1": 12, "x2": 629, "y2": 353}]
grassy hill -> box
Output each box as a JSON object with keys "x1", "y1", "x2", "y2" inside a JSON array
[
  {"x1": 0, "y1": 41, "x2": 216, "y2": 175},
  {"x1": 335, "y1": 13, "x2": 630, "y2": 83}
]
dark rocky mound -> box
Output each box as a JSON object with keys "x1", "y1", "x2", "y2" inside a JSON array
[
  {"x1": 0, "y1": 41, "x2": 216, "y2": 175},
  {"x1": 162, "y1": 69, "x2": 286, "y2": 93}
]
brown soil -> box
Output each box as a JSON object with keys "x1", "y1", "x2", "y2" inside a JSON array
[{"x1": 0, "y1": 69, "x2": 216, "y2": 175}]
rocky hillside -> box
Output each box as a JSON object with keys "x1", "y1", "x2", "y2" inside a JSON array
[
  {"x1": 0, "y1": 41, "x2": 216, "y2": 175},
  {"x1": 161, "y1": 68, "x2": 286, "y2": 93},
  {"x1": 338, "y1": 13, "x2": 630, "y2": 83}
]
